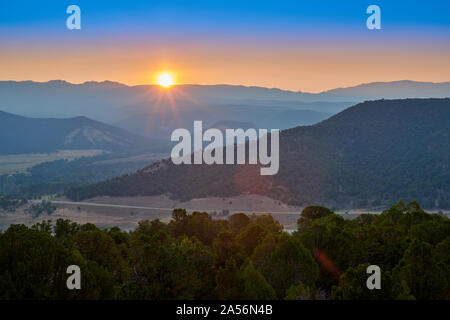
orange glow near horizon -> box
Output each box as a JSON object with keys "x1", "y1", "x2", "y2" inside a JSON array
[{"x1": 1, "y1": 39, "x2": 450, "y2": 93}]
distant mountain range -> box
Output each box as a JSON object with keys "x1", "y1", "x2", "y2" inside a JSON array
[
  {"x1": 1, "y1": 80, "x2": 449, "y2": 139},
  {"x1": 317, "y1": 80, "x2": 450, "y2": 102},
  {"x1": 67, "y1": 98, "x2": 450, "y2": 209},
  {"x1": 0, "y1": 111, "x2": 160, "y2": 155},
  {"x1": 115, "y1": 101, "x2": 332, "y2": 138}
]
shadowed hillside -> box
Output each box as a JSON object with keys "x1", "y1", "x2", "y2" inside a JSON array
[
  {"x1": 67, "y1": 98, "x2": 450, "y2": 209},
  {"x1": 0, "y1": 111, "x2": 163, "y2": 155}
]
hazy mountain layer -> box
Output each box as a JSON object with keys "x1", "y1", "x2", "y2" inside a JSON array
[
  {"x1": 0, "y1": 111, "x2": 156, "y2": 155},
  {"x1": 2, "y1": 80, "x2": 449, "y2": 139}
]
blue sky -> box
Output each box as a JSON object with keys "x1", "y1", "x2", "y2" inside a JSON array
[
  {"x1": 1, "y1": 0, "x2": 449, "y2": 91},
  {"x1": 1, "y1": 1, "x2": 449, "y2": 33}
]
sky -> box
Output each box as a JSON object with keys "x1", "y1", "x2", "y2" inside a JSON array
[{"x1": 1, "y1": 0, "x2": 450, "y2": 92}]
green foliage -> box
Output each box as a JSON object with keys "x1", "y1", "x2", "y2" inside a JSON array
[
  {"x1": 331, "y1": 264, "x2": 393, "y2": 300},
  {"x1": 176, "y1": 237, "x2": 217, "y2": 299},
  {"x1": 435, "y1": 237, "x2": 450, "y2": 299},
  {"x1": 229, "y1": 213, "x2": 251, "y2": 234},
  {"x1": 263, "y1": 234, "x2": 319, "y2": 298},
  {"x1": 169, "y1": 210, "x2": 225, "y2": 245},
  {"x1": 0, "y1": 149, "x2": 164, "y2": 199},
  {"x1": 0, "y1": 195, "x2": 26, "y2": 212},
  {"x1": 240, "y1": 261, "x2": 277, "y2": 300},
  {"x1": 25, "y1": 200, "x2": 56, "y2": 218},
  {"x1": 72, "y1": 229, "x2": 128, "y2": 283},
  {"x1": 299, "y1": 206, "x2": 333, "y2": 222},
  {"x1": 215, "y1": 258, "x2": 242, "y2": 300},
  {"x1": 31, "y1": 219, "x2": 53, "y2": 234},
  {"x1": 0, "y1": 224, "x2": 94, "y2": 299},
  {"x1": 392, "y1": 239, "x2": 446, "y2": 299},
  {"x1": 236, "y1": 224, "x2": 268, "y2": 255},
  {"x1": 213, "y1": 230, "x2": 245, "y2": 266},
  {"x1": 0, "y1": 201, "x2": 448, "y2": 300},
  {"x1": 285, "y1": 281, "x2": 311, "y2": 300}
]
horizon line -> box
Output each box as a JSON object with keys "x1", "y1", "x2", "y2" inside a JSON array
[{"x1": 1, "y1": 79, "x2": 450, "y2": 95}]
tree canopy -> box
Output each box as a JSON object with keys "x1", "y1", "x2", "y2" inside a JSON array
[{"x1": 0, "y1": 201, "x2": 448, "y2": 300}]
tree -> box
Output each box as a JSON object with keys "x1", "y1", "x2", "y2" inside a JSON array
[
  {"x1": 236, "y1": 224, "x2": 267, "y2": 255},
  {"x1": 393, "y1": 239, "x2": 445, "y2": 299},
  {"x1": 31, "y1": 220, "x2": 53, "y2": 234},
  {"x1": 285, "y1": 281, "x2": 311, "y2": 300},
  {"x1": 229, "y1": 213, "x2": 251, "y2": 234},
  {"x1": 170, "y1": 210, "x2": 221, "y2": 245},
  {"x1": 251, "y1": 233, "x2": 276, "y2": 272},
  {"x1": 215, "y1": 258, "x2": 243, "y2": 300},
  {"x1": 72, "y1": 229, "x2": 128, "y2": 284},
  {"x1": 297, "y1": 206, "x2": 333, "y2": 231},
  {"x1": 332, "y1": 264, "x2": 393, "y2": 300},
  {"x1": 296, "y1": 214, "x2": 350, "y2": 289},
  {"x1": 213, "y1": 231, "x2": 245, "y2": 266},
  {"x1": 0, "y1": 224, "x2": 96, "y2": 299},
  {"x1": 259, "y1": 233, "x2": 319, "y2": 298},
  {"x1": 177, "y1": 237, "x2": 217, "y2": 299},
  {"x1": 54, "y1": 218, "x2": 79, "y2": 239},
  {"x1": 240, "y1": 261, "x2": 277, "y2": 300},
  {"x1": 410, "y1": 220, "x2": 449, "y2": 245},
  {"x1": 126, "y1": 232, "x2": 199, "y2": 300},
  {"x1": 253, "y1": 214, "x2": 283, "y2": 234},
  {"x1": 435, "y1": 237, "x2": 450, "y2": 299}
]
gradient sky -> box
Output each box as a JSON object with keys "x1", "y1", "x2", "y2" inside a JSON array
[{"x1": 1, "y1": 0, "x2": 450, "y2": 92}]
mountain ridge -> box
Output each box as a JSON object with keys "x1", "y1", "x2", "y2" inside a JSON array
[
  {"x1": 66, "y1": 98, "x2": 450, "y2": 209},
  {"x1": 0, "y1": 110, "x2": 159, "y2": 155},
  {"x1": 4, "y1": 79, "x2": 449, "y2": 94}
]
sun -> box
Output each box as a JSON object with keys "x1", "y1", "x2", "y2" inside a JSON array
[{"x1": 157, "y1": 73, "x2": 174, "y2": 87}]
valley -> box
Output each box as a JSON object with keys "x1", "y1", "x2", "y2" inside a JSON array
[
  {"x1": 0, "y1": 194, "x2": 372, "y2": 232},
  {"x1": 0, "y1": 149, "x2": 104, "y2": 175}
]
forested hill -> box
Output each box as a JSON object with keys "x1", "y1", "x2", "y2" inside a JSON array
[
  {"x1": 0, "y1": 111, "x2": 153, "y2": 154},
  {"x1": 67, "y1": 98, "x2": 450, "y2": 209}
]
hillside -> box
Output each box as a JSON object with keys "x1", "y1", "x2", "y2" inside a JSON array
[
  {"x1": 66, "y1": 98, "x2": 450, "y2": 209},
  {"x1": 0, "y1": 111, "x2": 157, "y2": 155}
]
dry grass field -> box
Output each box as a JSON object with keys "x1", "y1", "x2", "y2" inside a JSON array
[
  {"x1": 0, "y1": 149, "x2": 104, "y2": 174},
  {"x1": 4, "y1": 194, "x2": 445, "y2": 233}
]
